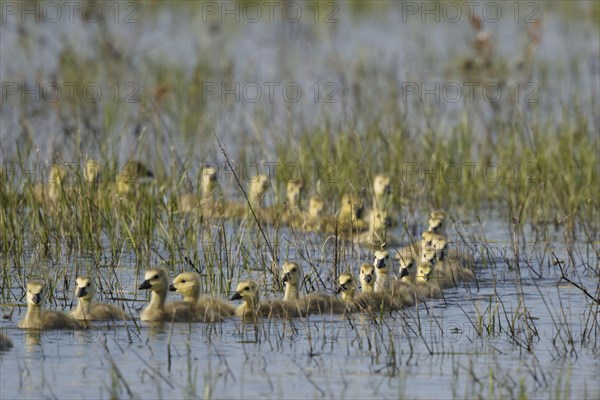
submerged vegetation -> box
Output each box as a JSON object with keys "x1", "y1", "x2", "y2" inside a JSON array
[{"x1": 0, "y1": 1, "x2": 598, "y2": 399}]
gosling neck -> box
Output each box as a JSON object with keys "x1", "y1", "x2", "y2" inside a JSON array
[
  {"x1": 374, "y1": 269, "x2": 388, "y2": 293},
  {"x1": 73, "y1": 297, "x2": 92, "y2": 319},
  {"x1": 240, "y1": 291, "x2": 260, "y2": 313},
  {"x1": 148, "y1": 288, "x2": 167, "y2": 312},
  {"x1": 361, "y1": 280, "x2": 375, "y2": 294},
  {"x1": 283, "y1": 281, "x2": 300, "y2": 301},
  {"x1": 182, "y1": 286, "x2": 200, "y2": 303},
  {"x1": 25, "y1": 303, "x2": 42, "y2": 325},
  {"x1": 341, "y1": 288, "x2": 355, "y2": 303}
]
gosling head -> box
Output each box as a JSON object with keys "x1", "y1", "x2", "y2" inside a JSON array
[
  {"x1": 119, "y1": 161, "x2": 154, "y2": 183},
  {"x1": 169, "y1": 272, "x2": 201, "y2": 301},
  {"x1": 48, "y1": 163, "x2": 66, "y2": 185},
  {"x1": 336, "y1": 273, "x2": 356, "y2": 301},
  {"x1": 416, "y1": 262, "x2": 433, "y2": 282},
  {"x1": 359, "y1": 263, "x2": 375, "y2": 286},
  {"x1": 281, "y1": 261, "x2": 301, "y2": 287},
  {"x1": 430, "y1": 210, "x2": 446, "y2": 220},
  {"x1": 373, "y1": 250, "x2": 390, "y2": 270},
  {"x1": 201, "y1": 166, "x2": 219, "y2": 194},
  {"x1": 26, "y1": 280, "x2": 46, "y2": 306},
  {"x1": 421, "y1": 245, "x2": 437, "y2": 264},
  {"x1": 230, "y1": 280, "x2": 259, "y2": 307},
  {"x1": 421, "y1": 230, "x2": 434, "y2": 248},
  {"x1": 428, "y1": 217, "x2": 444, "y2": 233},
  {"x1": 83, "y1": 160, "x2": 101, "y2": 183},
  {"x1": 75, "y1": 276, "x2": 95, "y2": 300},
  {"x1": 373, "y1": 175, "x2": 391, "y2": 198},
  {"x1": 431, "y1": 234, "x2": 448, "y2": 260},
  {"x1": 138, "y1": 268, "x2": 169, "y2": 294},
  {"x1": 308, "y1": 195, "x2": 325, "y2": 218},
  {"x1": 340, "y1": 193, "x2": 364, "y2": 221},
  {"x1": 286, "y1": 179, "x2": 303, "y2": 206},
  {"x1": 397, "y1": 258, "x2": 414, "y2": 279}
]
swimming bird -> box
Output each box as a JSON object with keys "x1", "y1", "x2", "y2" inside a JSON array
[
  {"x1": 281, "y1": 261, "x2": 340, "y2": 315},
  {"x1": 71, "y1": 276, "x2": 131, "y2": 321},
  {"x1": 138, "y1": 268, "x2": 169, "y2": 322},
  {"x1": 357, "y1": 264, "x2": 404, "y2": 311},
  {"x1": 230, "y1": 280, "x2": 299, "y2": 322},
  {"x1": 32, "y1": 163, "x2": 67, "y2": 206},
  {"x1": 116, "y1": 160, "x2": 154, "y2": 198},
  {"x1": 328, "y1": 193, "x2": 367, "y2": 235},
  {"x1": 169, "y1": 272, "x2": 234, "y2": 320},
  {"x1": 18, "y1": 280, "x2": 80, "y2": 329},
  {"x1": 373, "y1": 250, "x2": 391, "y2": 293},
  {"x1": 428, "y1": 210, "x2": 446, "y2": 234},
  {"x1": 303, "y1": 195, "x2": 326, "y2": 232},
  {"x1": 398, "y1": 262, "x2": 443, "y2": 299}
]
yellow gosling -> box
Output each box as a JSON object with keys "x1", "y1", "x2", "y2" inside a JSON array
[
  {"x1": 32, "y1": 163, "x2": 67, "y2": 206},
  {"x1": 411, "y1": 262, "x2": 443, "y2": 299},
  {"x1": 430, "y1": 210, "x2": 446, "y2": 220},
  {"x1": 248, "y1": 174, "x2": 270, "y2": 210},
  {"x1": 428, "y1": 210, "x2": 446, "y2": 234},
  {"x1": 392, "y1": 259, "x2": 417, "y2": 307},
  {"x1": 0, "y1": 333, "x2": 13, "y2": 351},
  {"x1": 83, "y1": 159, "x2": 101, "y2": 185},
  {"x1": 281, "y1": 261, "x2": 339, "y2": 316},
  {"x1": 421, "y1": 245, "x2": 437, "y2": 264},
  {"x1": 359, "y1": 263, "x2": 376, "y2": 294},
  {"x1": 373, "y1": 250, "x2": 391, "y2": 293},
  {"x1": 169, "y1": 272, "x2": 234, "y2": 321},
  {"x1": 18, "y1": 280, "x2": 80, "y2": 330},
  {"x1": 432, "y1": 257, "x2": 475, "y2": 289},
  {"x1": 71, "y1": 277, "x2": 130, "y2": 321},
  {"x1": 303, "y1": 195, "x2": 326, "y2": 232},
  {"x1": 358, "y1": 264, "x2": 404, "y2": 311},
  {"x1": 116, "y1": 160, "x2": 154, "y2": 197},
  {"x1": 336, "y1": 273, "x2": 357, "y2": 306},
  {"x1": 330, "y1": 193, "x2": 367, "y2": 234},
  {"x1": 372, "y1": 174, "x2": 392, "y2": 209},
  {"x1": 200, "y1": 166, "x2": 224, "y2": 217},
  {"x1": 230, "y1": 280, "x2": 299, "y2": 322},
  {"x1": 138, "y1": 268, "x2": 169, "y2": 322},
  {"x1": 281, "y1": 261, "x2": 302, "y2": 302},
  {"x1": 282, "y1": 179, "x2": 305, "y2": 226}
]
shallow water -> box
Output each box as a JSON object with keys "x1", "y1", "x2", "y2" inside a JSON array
[
  {"x1": 1, "y1": 1, "x2": 599, "y2": 399},
  {"x1": 1, "y1": 214, "x2": 598, "y2": 399}
]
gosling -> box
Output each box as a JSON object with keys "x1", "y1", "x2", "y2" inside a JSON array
[
  {"x1": 138, "y1": 268, "x2": 169, "y2": 322},
  {"x1": 169, "y1": 272, "x2": 234, "y2": 321},
  {"x1": 116, "y1": 160, "x2": 154, "y2": 197},
  {"x1": 373, "y1": 250, "x2": 391, "y2": 293},
  {"x1": 358, "y1": 264, "x2": 405, "y2": 311},
  {"x1": 230, "y1": 279, "x2": 303, "y2": 322},
  {"x1": 303, "y1": 195, "x2": 326, "y2": 232},
  {"x1": 280, "y1": 261, "x2": 338, "y2": 316},
  {"x1": 18, "y1": 280, "x2": 80, "y2": 329},
  {"x1": 71, "y1": 276, "x2": 131, "y2": 321},
  {"x1": 401, "y1": 262, "x2": 443, "y2": 299}
]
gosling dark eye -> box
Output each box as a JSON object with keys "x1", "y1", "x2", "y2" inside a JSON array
[
  {"x1": 181, "y1": 280, "x2": 186, "y2": 283},
  {"x1": 87, "y1": 283, "x2": 91, "y2": 287},
  {"x1": 154, "y1": 275, "x2": 159, "y2": 279},
  {"x1": 244, "y1": 287, "x2": 250, "y2": 291},
  {"x1": 291, "y1": 268, "x2": 296, "y2": 273}
]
